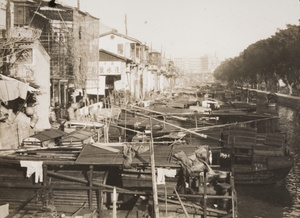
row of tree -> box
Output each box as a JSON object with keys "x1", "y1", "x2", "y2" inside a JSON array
[{"x1": 213, "y1": 23, "x2": 300, "y2": 95}]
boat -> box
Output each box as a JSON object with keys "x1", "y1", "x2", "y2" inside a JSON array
[
  {"x1": 202, "y1": 98, "x2": 224, "y2": 109},
  {"x1": 228, "y1": 100, "x2": 256, "y2": 112},
  {"x1": 0, "y1": 140, "x2": 238, "y2": 217},
  {"x1": 218, "y1": 125, "x2": 293, "y2": 185}
]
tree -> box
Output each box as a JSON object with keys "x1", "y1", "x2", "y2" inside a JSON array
[{"x1": 213, "y1": 23, "x2": 300, "y2": 95}]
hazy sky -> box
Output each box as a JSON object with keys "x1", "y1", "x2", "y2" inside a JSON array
[{"x1": 59, "y1": 0, "x2": 300, "y2": 60}]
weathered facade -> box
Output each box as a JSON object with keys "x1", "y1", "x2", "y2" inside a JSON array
[
  {"x1": 0, "y1": 28, "x2": 51, "y2": 148},
  {"x1": 98, "y1": 29, "x2": 179, "y2": 103},
  {"x1": 13, "y1": 0, "x2": 99, "y2": 112}
]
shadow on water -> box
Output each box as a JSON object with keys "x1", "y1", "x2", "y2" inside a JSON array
[
  {"x1": 236, "y1": 183, "x2": 293, "y2": 218},
  {"x1": 237, "y1": 97, "x2": 300, "y2": 218}
]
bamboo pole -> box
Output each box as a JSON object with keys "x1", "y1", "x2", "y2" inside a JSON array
[
  {"x1": 121, "y1": 106, "x2": 223, "y2": 142},
  {"x1": 165, "y1": 185, "x2": 167, "y2": 217},
  {"x1": 203, "y1": 171, "x2": 207, "y2": 218},
  {"x1": 190, "y1": 116, "x2": 277, "y2": 132},
  {"x1": 150, "y1": 117, "x2": 160, "y2": 218},
  {"x1": 174, "y1": 188, "x2": 190, "y2": 218},
  {"x1": 230, "y1": 173, "x2": 236, "y2": 218},
  {"x1": 47, "y1": 171, "x2": 129, "y2": 192},
  {"x1": 125, "y1": 107, "x2": 127, "y2": 141},
  {"x1": 43, "y1": 165, "x2": 48, "y2": 207},
  {"x1": 7, "y1": 193, "x2": 38, "y2": 218},
  {"x1": 113, "y1": 186, "x2": 117, "y2": 218},
  {"x1": 89, "y1": 165, "x2": 93, "y2": 210},
  {"x1": 98, "y1": 189, "x2": 103, "y2": 218}
]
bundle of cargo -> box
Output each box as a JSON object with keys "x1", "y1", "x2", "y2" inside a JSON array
[{"x1": 61, "y1": 129, "x2": 97, "y2": 147}]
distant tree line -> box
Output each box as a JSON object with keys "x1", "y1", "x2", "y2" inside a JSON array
[{"x1": 213, "y1": 23, "x2": 300, "y2": 95}]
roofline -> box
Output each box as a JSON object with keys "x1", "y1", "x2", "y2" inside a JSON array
[
  {"x1": 99, "y1": 49, "x2": 132, "y2": 62},
  {"x1": 75, "y1": 8, "x2": 100, "y2": 20},
  {"x1": 99, "y1": 31, "x2": 141, "y2": 44}
]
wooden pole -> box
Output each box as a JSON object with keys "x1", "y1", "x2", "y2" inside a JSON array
[
  {"x1": 203, "y1": 171, "x2": 207, "y2": 218},
  {"x1": 123, "y1": 105, "x2": 223, "y2": 142},
  {"x1": 230, "y1": 173, "x2": 236, "y2": 218},
  {"x1": 125, "y1": 107, "x2": 127, "y2": 142},
  {"x1": 174, "y1": 188, "x2": 190, "y2": 218},
  {"x1": 43, "y1": 165, "x2": 48, "y2": 207},
  {"x1": 165, "y1": 185, "x2": 167, "y2": 217},
  {"x1": 113, "y1": 186, "x2": 117, "y2": 218},
  {"x1": 47, "y1": 171, "x2": 129, "y2": 192},
  {"x1": 6, "y1": 0, "x2": 11, "y2": 39},
  {"x1": 89, "y1": 165, "x2": 93, "y2": 210},
  {"x1": 150, "y1": 117, "x2": 160, "y2": 218},
  {"x1": 98, "y1": 189, "x2": 103, "y2": 218}
]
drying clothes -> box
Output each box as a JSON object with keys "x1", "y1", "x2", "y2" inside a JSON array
[
  {"x1": 0, "y1": 80, "x2": 29, "y2": 102},
  {"x1": 20, "y1": 160, "x2": 43, "y2": 183},
  {"x1": 156, "y1": 168, "x2": 177, "y2": 185}
]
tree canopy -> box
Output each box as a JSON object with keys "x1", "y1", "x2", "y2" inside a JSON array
[{"x1": 213, "y1": 23, "x2": 300, "y2": 95}]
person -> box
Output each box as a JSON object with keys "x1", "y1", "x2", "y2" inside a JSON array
[{"x1": 67, "y1": 104, "x2": 75, "y2": 120}]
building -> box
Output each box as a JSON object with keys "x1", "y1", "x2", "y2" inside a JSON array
[
  {"x1": 0, "y1": 24, "x2": 51, "y2": 148},
  {"x1": 174, "y1": 54, "x2": 221, "y2": 85},
  {"x1": 13, "y1": 0, "x2": 99, "y2": 113},
  {"x1": 97, "y1": 49, "x2": 132, "y2": 104},
  {"x1": 99, "y1": 30, "x2": 147, "y2": 101}
]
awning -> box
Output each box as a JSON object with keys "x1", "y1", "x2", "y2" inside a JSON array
[{"x1": 0, "y1": 75, "x2": 39, "y2": 102}]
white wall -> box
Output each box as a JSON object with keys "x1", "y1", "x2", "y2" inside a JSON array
[
  {"x1": 99, "y1": 34, "x2": 135, "y2": 59},
  {"x1": 32, "y1": 41, "x2": 51, "y2": 131}
]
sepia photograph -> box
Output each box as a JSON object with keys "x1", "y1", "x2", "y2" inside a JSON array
[{"x1": 0, "y1": 0, "x2": 300, "y2": 217}]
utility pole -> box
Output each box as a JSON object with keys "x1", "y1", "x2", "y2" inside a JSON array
[
  {"x1": 77, "y1": 0, "x2": 80, "y2": 10},
  {"x1": 125, "y1": 13, "x2": 128, "y2": 36},
  {"x1": 6, "y1": 0, "x2": 11, "y2": 38}
]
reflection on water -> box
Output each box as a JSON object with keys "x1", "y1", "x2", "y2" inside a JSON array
[{"x1": 237, "y1": 104, "x2": 300, "y2": 218}]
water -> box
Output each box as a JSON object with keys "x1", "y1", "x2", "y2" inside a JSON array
[{"x1": 237, "y1": 101, "x2": 300, "y2": 218}]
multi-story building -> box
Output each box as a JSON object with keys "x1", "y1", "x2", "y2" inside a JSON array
[
  {"x1": 174, "y1": 54, "x2": 221, "y2": 85},
  {"x1": 99, "y1": 30, "x2": 150, "y2": 101},
  {"x1": 13, "y1": 0, "x2": 99, "y2": 111}
]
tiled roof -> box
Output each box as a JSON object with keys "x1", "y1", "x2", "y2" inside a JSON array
[
  {"x1": 99, "y1": 49, "x2": 132, "y2": 62},
  {"x1": 38, "y1": 3, "x2": 74, "y2": 22},
  {"x1": 99, "y1": 31, "x2": 141, "y2": 44}
]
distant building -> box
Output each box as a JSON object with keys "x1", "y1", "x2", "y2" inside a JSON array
[
  {"x1": 174, "y1": 54, "x2": 221, "y2": 84},
  {"x1": 99, "y1": 30, "x2": 149, "y2": 100},
  {"x1": 99, "y1": 30, "x2": 143, "y2": 65}
]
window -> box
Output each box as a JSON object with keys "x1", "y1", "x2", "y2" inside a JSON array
[
  {"x1": 79, "y1": 57, "x2": 82, "y2": 73},
  {"x1": 79, "y1": 26, "x2": 82, "y2": 39},
  {"x1": 117, "y1": 44, "x2": 123, "y2": 55}
]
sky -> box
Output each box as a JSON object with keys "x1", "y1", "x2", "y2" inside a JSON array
[{"x1": 59, "y1": 0, "x2": 300, "y2": 60}]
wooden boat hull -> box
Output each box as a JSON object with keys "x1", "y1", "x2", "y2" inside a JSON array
[{"x1": 233, "y1": 163, "x2": 293, "y2": 185}]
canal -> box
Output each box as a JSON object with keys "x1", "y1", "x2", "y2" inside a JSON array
[{"x1": 237, "y1": 93, "x2": 300, "y2": 218}]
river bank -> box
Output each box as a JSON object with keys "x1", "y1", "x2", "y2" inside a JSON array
[{"x1": 246, "y1": 88, "x2": 300, "y2": 109}]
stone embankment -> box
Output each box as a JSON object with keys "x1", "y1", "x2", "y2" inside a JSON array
[{"x1": 248, "y1": 88, "x2": 300, "y2": 109}]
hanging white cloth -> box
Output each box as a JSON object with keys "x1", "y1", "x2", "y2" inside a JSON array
[
  {"x1": 20, "y1": 160, "x2": 43, "y2": 183},
  {"x1": 156, "y1": 168, "x2": 177, "y2": 185}
]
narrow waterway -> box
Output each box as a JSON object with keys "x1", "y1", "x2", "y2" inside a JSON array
[{"x1": 237, "y1": 96, "x2": 300, "y2": 218}]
